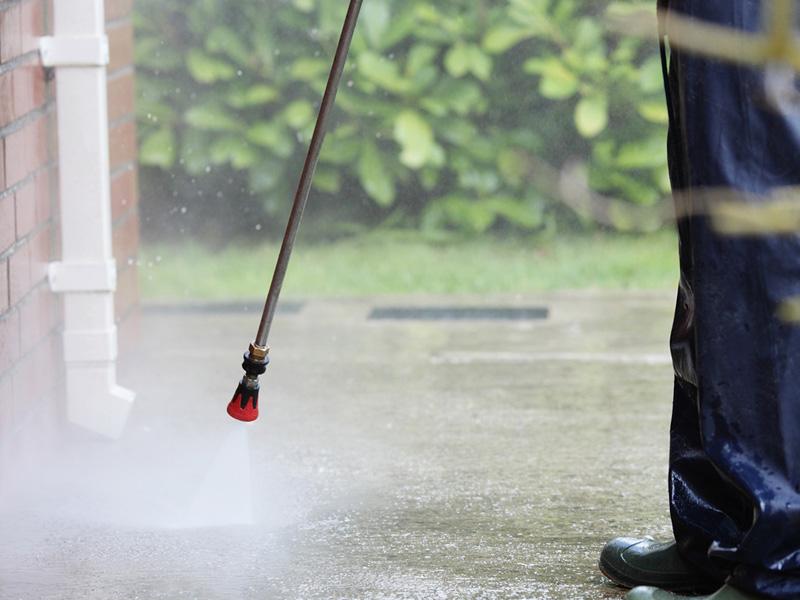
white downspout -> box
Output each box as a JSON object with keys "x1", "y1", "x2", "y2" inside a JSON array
[{"x1": 40, "y1": 0, "x2": 135, "y2": 439}]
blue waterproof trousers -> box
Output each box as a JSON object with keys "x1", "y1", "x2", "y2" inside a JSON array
[{"x1": 664, "y1": 1, "x2": 800, "y2": 598}]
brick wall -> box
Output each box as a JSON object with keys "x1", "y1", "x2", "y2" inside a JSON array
[
  {"x1": 107, "y1": 0, "x2": 140, "y2": 345},
  {"x1": 0, "y1": 0, "x2": 60, "y2": 450},
  {"x1": 0, "y1": 0, "x2": 140, "y2": 471}
]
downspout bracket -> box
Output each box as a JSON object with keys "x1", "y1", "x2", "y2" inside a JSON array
[
  {"x1": 39, "y1": 35, "x2": 110, "y2": 67},
  {"x1": 49, "y1": 260, "x2": 117, "y2": 293}
]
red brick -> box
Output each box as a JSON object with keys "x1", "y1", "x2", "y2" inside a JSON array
[
  {"x1": 107, "y1": 70, "x2": 135, "y2": 123},
  {"x1": 18, "y1": 286, "x2": 39, "y2": 353},
  {"x1": 19, "y1": 285, "x2": 53, "y2": 353},
  {"x1": 0, "y1": 72, "x2": 13, "y2": 128},
  {"x1": 0, "y1": 375, "x2": 13, "y2": 434},
  {"x1": 0, "y1": 6, "x2": 22, "y2": 64},
  {"x1": 4, "y1": 116, "x2": 47, "y2": 186},
  {"x1": 14, "y1": 180, "x2": 35, "y2": 239},
  {"x1": 0, "y1": 138, "x2": 5, "y2": 191},
  {"x1": 112, "y1": 212, "x2": 139, "y2": 267},
  {"x1": 28, "y1": 227, "x2": 49, "y2": 284},
  {"x1": 117, "y1": 304, "x2": 139, "y2": 351},
  {"x1": 8, "y1": 241, "x2": 30, "y2": 304},
  {"x1": 20, "y1": 0, "x2": 44, "y2": 54},
  {"x1": 12, "y1": 350, "x2": 40, "y2": 420},
  {"x1": 114, "y1": 260, "x2": 138, "y2": 319},
  {"x1": 0, "y1": 259, "x2": 8, "y2": 312},
  {"x1": 110, "y1": 165, "x2": 137, "y2": 220},
  {"x1": 108, "y1": 119, "x2": 136, "y2": 169},
  {"x1": 105, "y1": 0, "x2": 133, "y2": 22},
  {"x1": 107, "y1": 20, "x2": 133, "y2": 73},
  {"x1": 12, "y1": 62, "x2": 45, "y2": 119},
  {"x1": 33, "y1": 167, "x2": 51, "y2": 223},
  {"x1": 0, "y1": 195, "x2": 14, "y2": 252},
  {"x1": 0, "y1": 310, "x2": 19, "y2": 375}
]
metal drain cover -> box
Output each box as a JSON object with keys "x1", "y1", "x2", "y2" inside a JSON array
[{"x1": 368, "y1": 306, "x2": 549, "y2": 321}]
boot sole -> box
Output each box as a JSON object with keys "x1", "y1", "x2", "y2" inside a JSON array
[{"x1": 598, "y1": 556, "x2": 716, "y2": 595}]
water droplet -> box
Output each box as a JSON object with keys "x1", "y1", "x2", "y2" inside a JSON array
[
  {"x1": 255, "y1": 224, "x2": 262, "y2": 231},
  {"x1": 180, "y1": 206, "x2": 187, "y2": 214},
  {"x1": 347, "y1": 80, "x2": 354, "y2": 87}
]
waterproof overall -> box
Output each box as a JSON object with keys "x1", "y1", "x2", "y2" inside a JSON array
[{"x1": 663, "y1": 1, "x2": 800, "y2": 598}]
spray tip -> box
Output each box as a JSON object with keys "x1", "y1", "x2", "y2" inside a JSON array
[
  {"x1": 227, "y1": 347, "x2": 269, "y2": 422},
  {"x1": 227, "y1": 379, "x2": 259, "y2": 422}
]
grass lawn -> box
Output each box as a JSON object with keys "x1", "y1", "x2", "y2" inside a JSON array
[{"x1": 139, "y1": 230, "x2": 679, "y2": 301}]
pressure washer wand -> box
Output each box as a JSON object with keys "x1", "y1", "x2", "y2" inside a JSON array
[{"x1": 227, "y1": 0, "x2": 364, "y2": 422}]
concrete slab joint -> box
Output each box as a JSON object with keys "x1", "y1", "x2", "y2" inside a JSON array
[{"x1": 39, "y1": 35, "x2": 110, "y2": 67}]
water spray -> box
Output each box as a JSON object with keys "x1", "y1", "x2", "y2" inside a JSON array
[{"x1": 227, "y1": 0, "x2": 364, "y2": 422}]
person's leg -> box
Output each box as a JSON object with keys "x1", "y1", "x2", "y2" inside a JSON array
[
  {"x1": 664, "y1": 2, "x2": 752, "y2": 580},
  {"x1": 661, "y1": 0, "x2": 800, "y2": 597},
  {"x1": 605, "y1": 1, "x2": 800, "y2": 597}
]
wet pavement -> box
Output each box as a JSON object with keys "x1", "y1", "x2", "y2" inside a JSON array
[{"x1": 0, "y1": 292, "x2": 678, "y2": 599}]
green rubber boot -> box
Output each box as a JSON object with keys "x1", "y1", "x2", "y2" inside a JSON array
[
  {"x1": 599, "y1": 537, "x2": 718, "y2": 593},
  {"x1": 626, "y1": 583, "x2": 762, "y2": 600}
]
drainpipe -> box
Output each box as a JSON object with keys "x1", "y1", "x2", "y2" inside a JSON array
[{"x1": 40, "y1": 0, "x2": 135, "y2": 439}]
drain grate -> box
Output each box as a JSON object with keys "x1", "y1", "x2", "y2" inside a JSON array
[{"x1": 368, "y1": 306, "x2": 549, "y2": 321}]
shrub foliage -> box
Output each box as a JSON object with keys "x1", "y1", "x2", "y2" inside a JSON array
[{"x1": 135, "y1": 0, "x2": 668, "y2": 234}]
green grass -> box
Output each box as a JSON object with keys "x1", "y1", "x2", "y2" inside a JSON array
[{"x1": 139, "y1": 230, "x2": 679, "y2": 301}]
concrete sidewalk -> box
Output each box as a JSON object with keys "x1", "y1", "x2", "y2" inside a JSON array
[{"x1": 0, "y1": 293, "x2": 677, "y2": 599}]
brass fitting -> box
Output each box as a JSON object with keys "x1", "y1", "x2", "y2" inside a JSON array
[{"x1": 249, "y1": 342, "x2": 270, "y2": 361}]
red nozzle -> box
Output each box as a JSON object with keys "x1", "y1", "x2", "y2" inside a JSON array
[{"x1": 227, "y1": 380, "x2": 259, "y2": 422}]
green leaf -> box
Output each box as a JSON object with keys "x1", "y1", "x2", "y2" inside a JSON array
[
  {"x1": 185, "y1": 105, "x2": 241, "y2": 131},
  {"x1": 186, "y1": 49, "x2": 236, "y2": 83},
  {"x1": 497, "y1": 149, "x2": 528, "y2": 186},
  {"x1": 291, "y1": 58, "x2": 329, "y2": 81},
  {"x1": 525, "y1": 57, "x2": 579, "y2": 99},
  {"x1": 358, "y1": 143, "x2": 396, "y2": 206},
  {"x1": 637, "y1": 101, "x2": 669, "y2": 124},
  {"x1": 616, "y1": 136, "x2": 666, "y2": 169},
  {"x1": 444, "y1": 43, "x2": 471, "y2": 78},
  {"x1": 482, "y1": 24, "x2": 534, "y2": 53},
  {"x1": 575, "y1": 93, "x2": 609, "y2": 138},
  {"x1": 209, "y1": 136, "x2": 258, "y2": 169},
  {"x1": 283, "y1": 100, "x2": 314, "y2": 129},
  {"x1": 313, "y1": 167, "x2": 341, "y2": 193},
  {"x1": 445, "y1": 44, "x2": 492, "y2": 81},
  {"x1": 357, "y1": 52, "x2": 411, "y2": 93},
  {"x1": 206, "y1": 26, "x2": 250, "y2": 66},
  {"x1": 639, "y1": 55, "x2": 664, "y2": 93},
  {"x1": 139, "y1": 128, "x2": 175, "y2": 168},
  {"x1": 246, "y1": 122, "x2": 294, "y2": 158},
  {"x1": 469, "y1": 46, "x2": 492, "y2": 81},
  {"x1": 393, "y1": 110, "x2": 436, "y2": 169},
  {"x1": 487, "y1": 196, "x2": 543, "y2": 229},
  {"x1": 361, "y1": 0, "x2": 391, "y2": 48},
  {"x1": 226, "y1": 85, "x2": 279, "y2": 109},
  {"x1": 406, "y1": 43, "x2": 438, "y2": 76}
]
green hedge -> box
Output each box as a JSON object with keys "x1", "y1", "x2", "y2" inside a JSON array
[{"x1": 135, "y1": 0, "x2": 668, "y2": 234}]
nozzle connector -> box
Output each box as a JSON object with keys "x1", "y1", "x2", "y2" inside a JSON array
[{"x1": 227, "y1": 347, "x2": 269, "y2": 422}]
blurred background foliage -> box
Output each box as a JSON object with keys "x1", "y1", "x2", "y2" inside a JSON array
[{"x1": 134, "y1": 0, "x2": 668, "y2": 241}]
